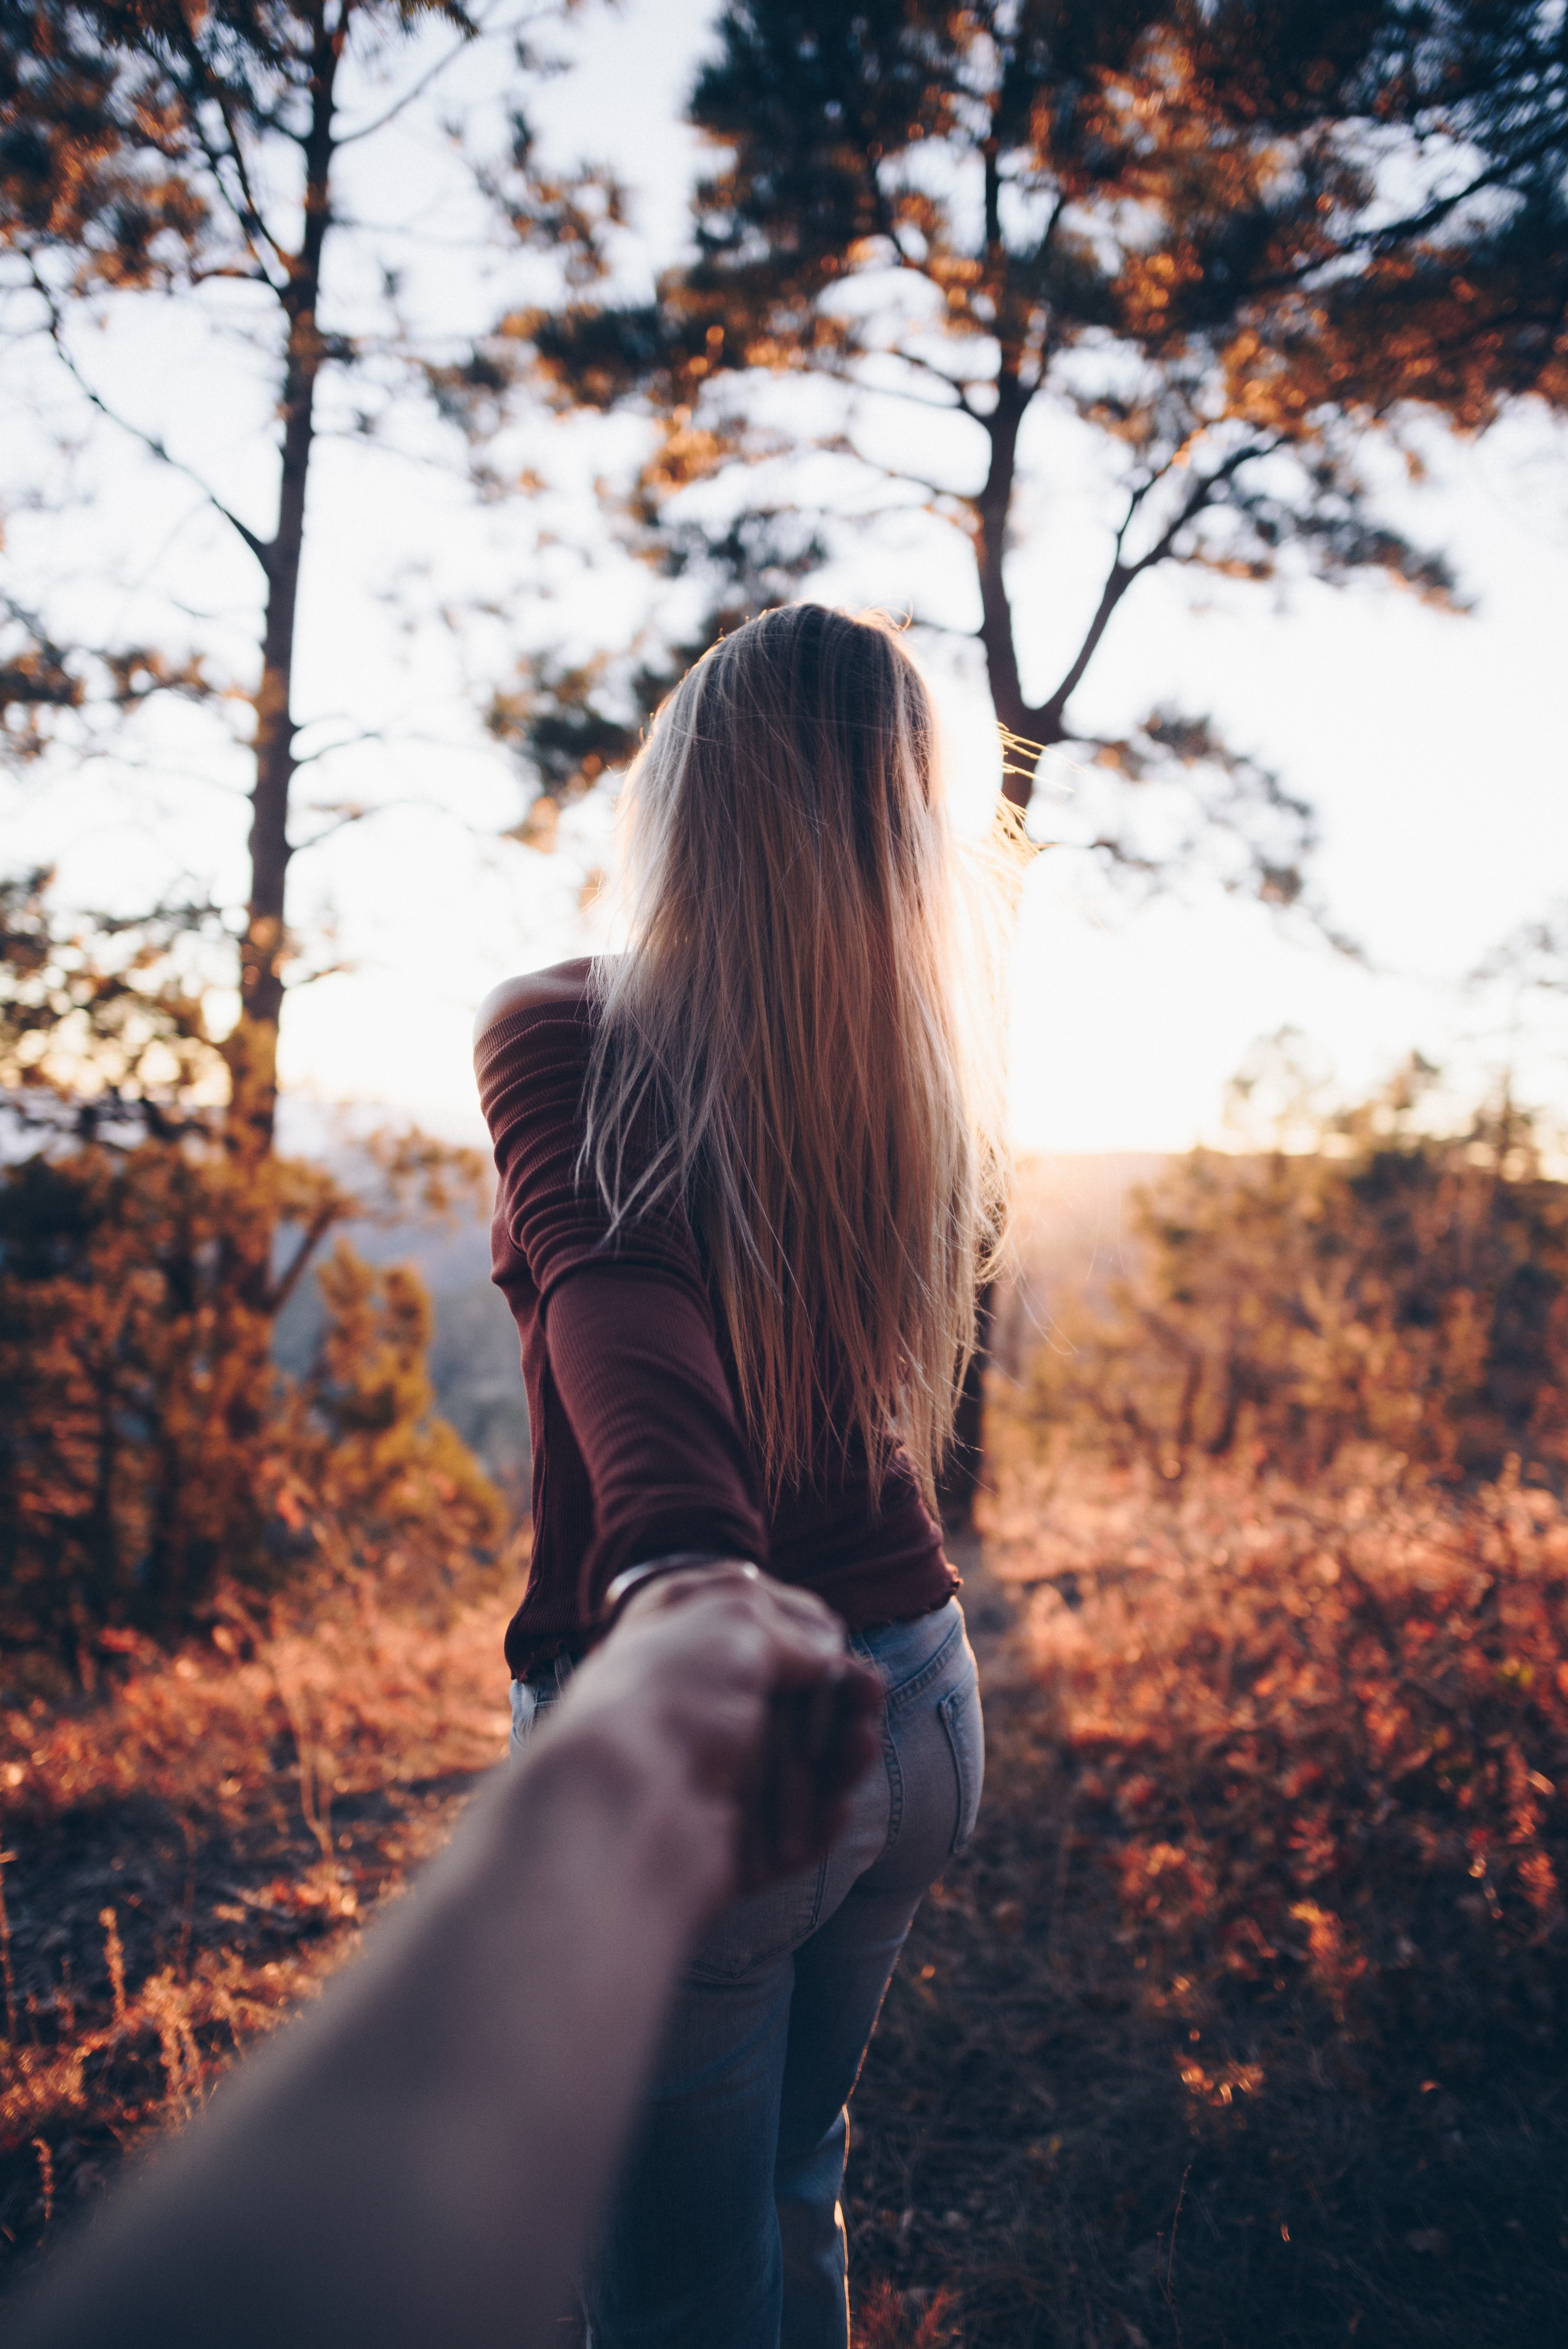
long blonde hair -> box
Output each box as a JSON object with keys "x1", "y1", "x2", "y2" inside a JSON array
[{"x1": 583, "y1": 604, "x2": 1023, "y2": 1510}]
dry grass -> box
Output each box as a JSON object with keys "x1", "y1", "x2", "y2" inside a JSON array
[
  {"x1": 845, "y1": 1431, "x2": 1568, "y2": 2345},
  {"x1": 0, "y1": 1587, "x2": 510, "y2": 2267},
  {"x1": 7, "y1": 1445, "x2": 1568, "y2": 2344}
]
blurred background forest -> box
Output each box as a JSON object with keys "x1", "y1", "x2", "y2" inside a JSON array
[{"x1": 3, "y1": 3, "x2": 1568, "y2": 2342}]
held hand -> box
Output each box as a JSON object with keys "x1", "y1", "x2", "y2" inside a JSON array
[{"x1": 561, "y1": 1565, "x2": 883, "y2": 1899}]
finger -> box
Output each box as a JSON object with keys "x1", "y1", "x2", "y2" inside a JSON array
[
  {"x1": 748, "y1": 1669, "x2": 882, "y2": 1879},
  {"x1": 586, "y1": 1579, "x2": 883, "y2": 1891}
]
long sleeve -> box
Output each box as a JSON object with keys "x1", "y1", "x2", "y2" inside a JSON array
[
  {"x1": 478, "y1": 982, "x2": 767, "y2": 1631},
  {"x1": 545, "y1": 1266, "x2": 768, "y2": 1617}
]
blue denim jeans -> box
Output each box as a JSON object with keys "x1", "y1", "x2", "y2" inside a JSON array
[{"x1": 507, "y1": 1596, "x2": 984, "y2": 2349}]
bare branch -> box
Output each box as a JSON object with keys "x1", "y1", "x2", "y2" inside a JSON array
[
  {"x1": 32, "y1": 273, "x2": 270, "y2": 568},
  {"x1": 151, "y1": 17, "x2": 293, "y2": 278},
  {"x1": 266, "y1": 1199, "x2": 347, "y2": 1316},
  {"x1": 1112, "y1": 455, "x2": 1180, "y2": 558},
  {"x1": 288, "y1": 725, "x2": 388, "y2": 772},
  {"x1": 1334, "y1": 133, "x2": 1566, "y2": 264},
  {"x1": 1037, "y1": 438, "x2": 1278, "y2": 731},
  {"x1": 868, "y1": 348, "x2": 983, "y2": 418},
  {"x1": 906, "y1": 612, "x2": 982, "y2": 639},
  {"x1": 335, "y1": 23, "x2": 479, "y2": 146},
  {"x1": 832, "y1": 444, "x2": 971, "y2": 506},
  {"x1": 1026, "y1": 192, "x2": 1066, "y2": 276},
  {"x1": 185, "y1": 99, "x2": 289, "y2": 282},
  {"x1": 290, "y1": 793, "x2": 426, "y2": 849}
]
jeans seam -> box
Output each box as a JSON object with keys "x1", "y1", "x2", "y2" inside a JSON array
[
  {"x1": 937, "y1": 1683, "x2": 981, "y2": 1856},
  {"x1": 878, "y1": 1717, "x2": 904, "y2": 1862}
]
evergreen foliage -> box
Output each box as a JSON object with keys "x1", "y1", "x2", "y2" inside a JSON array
[
  {"x1": 507, "y1": 0, "x2": 1567, "y2": 902},
  {"x1": 0, "y1": 6, "x2": 589, "y2": 1655}
]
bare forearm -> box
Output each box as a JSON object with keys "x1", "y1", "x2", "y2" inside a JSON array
[
  {"x1": 11, "y1": 1574, "x2": 878, "y2": 2349},
  {"x1": 12, "y1": 1732, "x2": 726, "y2": 2349}
]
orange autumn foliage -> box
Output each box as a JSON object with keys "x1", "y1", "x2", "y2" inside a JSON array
[{"x1": 985, "y1": 1432, "x2": 1568, "y2": 2056}]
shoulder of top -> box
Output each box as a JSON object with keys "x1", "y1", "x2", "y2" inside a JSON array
[{"x1": 472, "y1": 958, "x2": 594, "y2": 1052}]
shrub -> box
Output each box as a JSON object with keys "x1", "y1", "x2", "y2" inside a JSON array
[
  {"x1": 1026, "y1": 1082, "x2": 1568, "y2": 1486},
  {"x1": 0, "y1": 1147, "x2": 502, "y2": 1671},
  {"x1": 985, "y1": 1435, "x2": 1568, "y2": 2030},
  {"x1": 0, "y1": 875, "x2": 503, "y2": 1670}
]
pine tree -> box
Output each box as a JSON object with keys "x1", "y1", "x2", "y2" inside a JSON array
[
  {"x1": 488, "y1": 1, "x2": 1567, "y2": 1522},
  {"x1": 1, "y1": 0, "x2": 611, "y2": 1260},
  {"x1": 0, "y1": 5, "x2": 617, "y2": 1619},
  {"x1": 512, "y1": 0, "x2": 1565, "y2": 895}
]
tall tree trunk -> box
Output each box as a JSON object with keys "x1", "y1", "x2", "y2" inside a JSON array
[
  {"x1": 216, "y1": 5, "x2": 341, "y2": 1498},
  {"x1": 221, "y1": 5, "x2": 341, "y2": 1314},
  {"x1": 973, "y1": 377, "x2": 1035, "y2": 790},
  {"x1": 938, "y1": 1279, "x2": 994, "y2": 1535},
  {"x1": 951, "y1": 381, "x2": 1050, "y2": 1529}
]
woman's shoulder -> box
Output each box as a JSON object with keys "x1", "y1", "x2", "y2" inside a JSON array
[{"x1": 473, "y1": 959, "x2": 595, "y2": 1057}]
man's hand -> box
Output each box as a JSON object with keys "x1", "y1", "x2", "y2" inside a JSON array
[{"x1": 560, "y1": 1564, "x2": 883, "y2": 1898}]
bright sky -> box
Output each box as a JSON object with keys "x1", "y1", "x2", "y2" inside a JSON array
[{"x1": 4, "y1": 0, "x2": 1566, "y2": 1156}]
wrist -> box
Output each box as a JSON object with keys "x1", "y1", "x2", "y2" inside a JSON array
[{"x1": 602, "y1": 1552, "x2": 759, "y2": 1627}]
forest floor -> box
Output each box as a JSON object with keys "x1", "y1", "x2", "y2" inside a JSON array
[{"x1": 4, "y1": 1444, "x2": 1568, "y2": 2345}]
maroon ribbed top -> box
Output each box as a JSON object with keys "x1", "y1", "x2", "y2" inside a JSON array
[{"x1": 476, "y1": 959, "x2": 956, "y2": 1679}]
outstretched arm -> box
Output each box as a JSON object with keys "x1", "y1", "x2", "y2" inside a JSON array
[{"x1": 11, "y1": 1572, "x2": 881, "y2": 2349}]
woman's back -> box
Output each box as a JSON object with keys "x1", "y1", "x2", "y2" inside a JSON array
[{"x1": 477, "y1": 958, "x2": 953, "y2": 1678}]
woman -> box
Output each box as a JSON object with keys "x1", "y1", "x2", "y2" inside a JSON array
[{"x1": 475, "y1": 604, "x2": 1019, "y2": 2349}]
